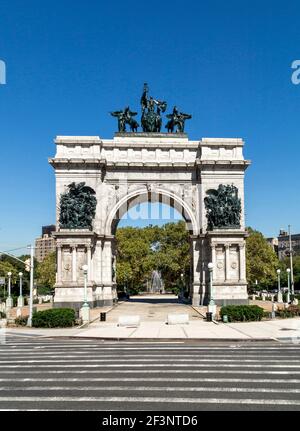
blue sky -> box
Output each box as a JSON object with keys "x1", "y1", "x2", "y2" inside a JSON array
[{"x1": 0, "y1": 0, "x2": 300, "y2": 250}]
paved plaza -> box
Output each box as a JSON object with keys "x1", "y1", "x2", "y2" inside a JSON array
[{"x1": 100, "y1": 294, "x2": 203, "y2": 323}]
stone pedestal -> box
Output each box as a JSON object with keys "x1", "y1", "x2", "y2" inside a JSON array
[
  {"x1": 204, "y1": 230, "x2": 248, "y2": 305},
  {"x1": 208, "y1": 303, "x2": 217, "y2": 319},
  {"x1": 80, "y1": 305, "x2": 90, "y2": 324},
  {"x1": 53, "y1": 230, "x2": 115, "y2": 310},
  {"x1": 277, "y1": 292, "x2": 283, "y2": 303},
  {"x1": 16, "y1": 307, "x2": 22, "y2": 318},
  {"x1": 5, "y1": 297, "x2": 13, "y2": 310},
  {"x1": 17, "y1": 296, "x2": 24, "y2": 308}
]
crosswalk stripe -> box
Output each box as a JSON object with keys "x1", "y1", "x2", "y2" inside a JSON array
[
  {"x1": 0, "y1": 369, "x2": 299, "y2": 374},
  {"x1": 1, "y1": 363, "x2": 300, "y2": 369},
  {"x1": 0, "y1": 354, "x2": 299, "y2": 359},
  {"x1": 3, "y1": 345, "x2": 300, "y2": 351},
  {"x1": 0, "y1": 396, "x2": 299, "y2": 405},
  {"x1": 0, "y1": 377, "x2": 299, "y2": 383},
  {"x1": 0, "y1": 358, "x2": 299, "y2": 364},
  {"x1": 1, "y1": 386, "x2": 300, "y2": 394}
]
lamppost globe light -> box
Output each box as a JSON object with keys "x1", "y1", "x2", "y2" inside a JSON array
[
  {"x1": 19, "y1": 272, "x2": 23, "y2": 277},
  {"x1": 208, "y1": 263, "x2": 214, "y2": 271},
  {"x1": 82, "y1": 265, "x2": 88, "y2": 272},
  {"x1": 287, "y1": 268, "x2": 291, "y2": 273},
  {"x1": 7, "y1": 272, "x2": 12, "y2": 276},
  {"x1": 277, "y1": 269, "x2": 281, "y2": 274}
]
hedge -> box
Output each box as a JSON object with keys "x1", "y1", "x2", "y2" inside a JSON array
[
  {"x1": 15, "y1": 316, "x2": 29, "y2": 326},
  {"x1": 277, "y1": 305, "x2": 300, "y2": 319},
  {"x1": 32, "y1": 308, "x2": 76, "y2": 328},
  {"x1": 220, "y1": 305, "x2": 264, "y2": 322}
]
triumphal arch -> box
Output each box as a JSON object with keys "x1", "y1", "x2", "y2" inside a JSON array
[{"x1": 49, "y1": 84, "x2": 251, "y2": 309}]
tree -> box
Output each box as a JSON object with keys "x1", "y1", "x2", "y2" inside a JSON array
[
  {"x1": 115, "y1": 221, "x2": 191, "y2": 293},
  {"x1": 246, "y1": 227, "x2": 280, "y2": 289},
  {"x1": 280, "y1": 255, "x2": 300, "y2": 290},
  {"x1": 36, "y1": 252, "x2": 56, "y2": 291}
]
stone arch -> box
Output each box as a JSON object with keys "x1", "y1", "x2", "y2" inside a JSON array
[{"x1": 105, "y1": 187, "x2": 199, "y2": 236}]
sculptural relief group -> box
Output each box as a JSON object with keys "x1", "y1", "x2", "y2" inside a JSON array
[{"x1": 111, "y1": 83, "x2": 192, "y2": 134}]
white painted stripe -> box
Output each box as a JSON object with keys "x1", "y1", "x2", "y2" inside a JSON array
[
  {"x1": 0, "y1": 354, "x2": 299, "y2": 359},
  {"x1": 0, "y1": 369, "x2": 298, "y2": 375},
  {"x1": 3, "y1": 345, "x2": 300, "y2": 351},
  {"x1": 0, "y1": 396, "x2": 299, "y2": 405},
  {"x1": 0, "y1": 377, "x2": 299, "y2": 383},
  {"x1": 1, "y1": 363, "x2": 300, "y2": 369},
  {"x1": 1, "y1": 386, "x2": 300, "y2": 394},
  {"x1": 0, "y1": 358, "x2": 299, "y2": 364}
]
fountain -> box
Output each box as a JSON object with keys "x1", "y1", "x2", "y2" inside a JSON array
[{"x1": 150, "y1": 270, "x2": 164, "y2": 294}]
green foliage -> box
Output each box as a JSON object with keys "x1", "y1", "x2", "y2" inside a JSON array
[
  {"x1": 276, "y1": 305, "x2": 300, "y2": 319},
  {"x1": 15, "y1": 316, "x2": 29, "y2": 326},
  {"x1": 279, "y1": 256, "x2": 300, "y2": 290},
  {"x1": 116, "y1": 221, "x2": 190, "y2": 293},
  {"x1": 32, "y1": 308, "x2": 76, "y2": 328},
  {"x1": 246, "y1": 228, "x2": 280, "y2": 289},
  {"x1": 0, "y1": 311, "x2": 6, "y2": 319},
  {"x1": 36, "y1": 252, "x2": 56, "y2": 290},
  {"x1": 220, "y1": 305, "x2": 264, "y2": 322}
]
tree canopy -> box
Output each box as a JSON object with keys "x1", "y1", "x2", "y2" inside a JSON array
[
  {"x1": 116, "y1": 221, "x2": 190, "y2": 293},
  {"x1": 246, "y1": 227, "x2": 280, "y2": 289},
  {"x1": 36, "y1": 252, "x2": 56, "y2": 291}
]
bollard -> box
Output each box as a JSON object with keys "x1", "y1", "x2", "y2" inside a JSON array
[
  {"x1": 206, "y1": 312, "x2": 213, "y2": 322},
  {"x1": 100, "y1": 312, "x2": 106, "y2": 322},
  {"x1": 223, "y1": 315, "x2": 228, "y2": 323}
]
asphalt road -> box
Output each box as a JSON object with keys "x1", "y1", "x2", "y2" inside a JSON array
[{"x1": 0, "y1": 334, "x2": 300, "y2": 411}]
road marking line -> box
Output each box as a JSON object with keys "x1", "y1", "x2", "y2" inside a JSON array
[
  {"x1": 3, "y1": 345, "x2": 300, "y2": 350},
  {"x1": 0, "y1": 359, "x2": 299, "y2": 364},
  {"x1": 0, "y1": 396, "x2": 299, "y2": 405},
  {"x1": 0, "y1": 369, "x2": 299, "y2": 374},
  {"x1": 1, "y1": 386, "x2": 299, "y2": 394},
  {"x1": 0, "y1": 377, "x2": 299, "y2": 383},
  {"x1": 0, "y1": 354, "x2": 299, "y2": 359},
  {"x1": 1, "y1": 363, "x2": 300, "y2": 369}
]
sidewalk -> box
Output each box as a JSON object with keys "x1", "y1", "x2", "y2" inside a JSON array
[{"x1": 4, "y1": 317, "x2": 300, "y2": 342}]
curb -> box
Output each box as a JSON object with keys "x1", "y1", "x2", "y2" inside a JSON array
[{"x1": 39, "y1": 335, "x2": 277, "y2": 343}]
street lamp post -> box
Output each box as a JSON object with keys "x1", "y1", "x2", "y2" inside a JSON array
[
  {"x1": 207, "y1": 263, "x2": 216, "y2": 318},
  {"x1": 17, "y1": 272, "x2": 24, "y2": 308},
  {"x1": 277, "y1": 269, "x2": 283, "y2": 303},
  {"x1": 80, "y1": 264, "x2": 90, "y2": 324},
  {"x1": 286, "y1": 268, "x2": 291, "y2": 304},
  {"x1": 288, "y1": 225, "x2": 295, "y2": 296},
  {"x1": 5, "y1": 272, "x2": 13, "y2": 309},
  {"x1": 181, "y1": 273, "x2": 184, "y2": 299}
]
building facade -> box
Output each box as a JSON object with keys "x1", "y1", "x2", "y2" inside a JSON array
[{"x1": 35, "y1": 225, "x2": 56, "y2": 263}]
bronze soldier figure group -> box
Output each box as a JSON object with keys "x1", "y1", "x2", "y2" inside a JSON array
[
  {"x1": 59, "y1": 182, "x2": 97, "y2": 230},
  {"x1": 204, "y1": 185, "x2": 242, "y2": 231},
  {"x1": 111, "y1": 83, "x2": 192, "y2": 134}
]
